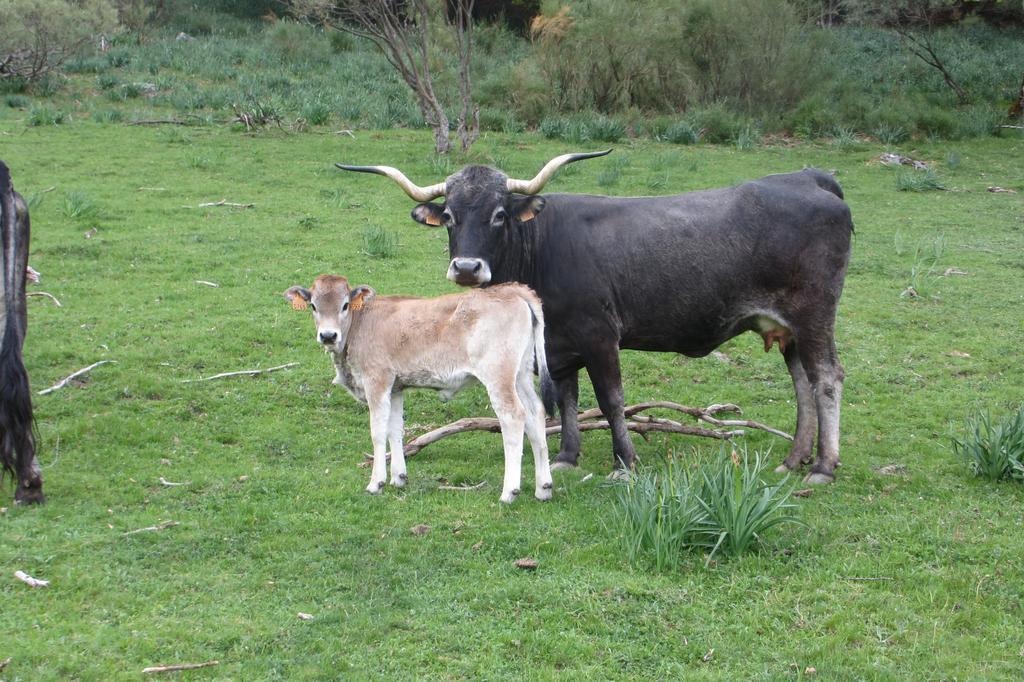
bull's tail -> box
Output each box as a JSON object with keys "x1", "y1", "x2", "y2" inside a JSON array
[
  {"x1": 521, "y1": 290, "x2": 555, "y2": 417},
  {"x1": 0, "y1": 161, "x2": 37, "y2": 494}
]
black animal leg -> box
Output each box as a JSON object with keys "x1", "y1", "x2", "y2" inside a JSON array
[
  {"x1": 584, "y1": 352, "x2": 636, "y2": 473},
  {"x1": 777, "y1": 342, "x2": 817, "y2": 473},
  {"x1": 797, "y1": 335, "x2": 844, "y2": 484},
  {"x1": 551, "y1": 373, "x2": 581, "y2": 469}
]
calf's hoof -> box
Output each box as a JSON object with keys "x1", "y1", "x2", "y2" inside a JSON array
[
  {"x1": 535, "y1": 482, "x2": 553, "y2": 501},
  {"x1": 390, "y1": 472, "x2": 408, "y2": 488},
  {"x1": 774, "y1": 463, "x2": 794, "y2": 474},
  {"x1": 500, "y1": 488, "x2": 520, "y2": 504},
  {"x1": 366, "y1": 480, "x2": 386, "y2": 495},
  {"x1": 803, "y1": 472, "x2": 835, "y2": 485}
]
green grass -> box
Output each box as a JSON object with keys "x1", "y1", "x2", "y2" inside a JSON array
[
  {"x1": 952, "y1": 406, "x2": 1024, "y2": 482},
  {"x1": 1, "y1": 119, "x2": 1023, "y2": 679}
]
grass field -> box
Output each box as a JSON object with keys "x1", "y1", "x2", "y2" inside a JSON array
[{"x1": 1, "y1": 117, "x2": 1023, "y2": 679}]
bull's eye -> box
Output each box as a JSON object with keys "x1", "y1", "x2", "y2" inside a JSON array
[
  {"x1": 441, "y1": 209, "x2": 454, "y2": 226},
  {"x1": 492, "y1": 209, "x2": 507, "y2": 225}
]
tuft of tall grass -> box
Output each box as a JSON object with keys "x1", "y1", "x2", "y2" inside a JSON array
[
  {"x1": 27, "y1": 105, "x2": 66, "y2": 126},
  {"x1": 615, "y1": 448, "x2": 804, "y2": 570},
  {"x1": 362, "y1": 224, "x2": 399, "y2": 259},
  {"x1": 952, "y1": 407, "x2": 1024, "y2": 483},
  {"x1": 895, "y1": 169, "x2": 945, "y2": 192},
  {"x1": 62, "y1": 191, "x2": 99, "y2": 220},
  {"x1": 873, "y1": 124, "x2": 908, "y2": 146},
  {"x1": 5, "y1": 94, "x2": 30, "y2": 109},
  {"x1": 662, "y1": 120, "x2": 701, "y2": 145},
  {"x1": 734, "y1": 125, "x2": 761, "y2": 151}
]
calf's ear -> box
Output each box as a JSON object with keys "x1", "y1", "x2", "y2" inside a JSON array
[
  {"x1": 284, "y1": 286, "x2": 311, "y2": 310},
  {"x1": 512, "y1": 195, "x2": 546, "y2": 223},
  {"x1": 349, "y1": 285, "x2": 376, "y2": 311},
  {"x1": 411, "y1": 202, "x2": 444, "y2": 227}
]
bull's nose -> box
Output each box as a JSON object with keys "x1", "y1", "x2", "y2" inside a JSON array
[
  {"x1": 319, "y1": 330, "x2": 338, "y2": 345},
  {"x1": 447, "y1": 258, "x2": 491, "y2": 285}
]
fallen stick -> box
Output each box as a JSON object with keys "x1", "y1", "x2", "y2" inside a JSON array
[
  {"x1": 14, "y1": 570, "x2": 49, "y2": 587},
  {"x1": 26, "y1": 291, "x2": 62, "y2": 306},
  {"x1": 840, "y1": 576, "x2": 894, "y2": 582},
  {"x1": 438, "y1": 481, "x2": 487, "y2": 491},
  {"x1": 158, "y1": 477, "x2": 190, "y2": 487},
  {"x1": 194, "y1": 199, "x2": 254, "y2": 209},
  {"x1": 123, "y1": 520, "x2": 179, "y2": 536},
  {"x1": 143, "y1": 661, "x2": 219, "y2": 674},
  {"x1": 37, "y1": 360, "x2": 115, "y2": 395},
  {"x1": 194, "y1": 280, "x2": 220, "y2": 288},
  {"x1": 181, "y1": 362, "x2": 298, "y2": 383},
  {"x1": 400, "y1": 403, "x2": 790, "y2": 458}
]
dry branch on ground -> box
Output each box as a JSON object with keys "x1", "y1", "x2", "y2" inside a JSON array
[
  {"x1": 398, "y1": 402, "x2": 791, "y2": 459},
  {"x1": 38, "y1": 360, "x2": 115, "y2": 395}
]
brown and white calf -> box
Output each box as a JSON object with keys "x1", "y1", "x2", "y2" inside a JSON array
[{"x1": 284, "y1": 275, "x2": 553, "y2": 503}]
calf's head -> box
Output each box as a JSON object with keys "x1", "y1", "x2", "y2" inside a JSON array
[
  {"x1": 284, "y1": 275, "x2": 375, "y2": 351},
  {"x1": 336, "y1": 150, "x2": 611, "y2": 287}
]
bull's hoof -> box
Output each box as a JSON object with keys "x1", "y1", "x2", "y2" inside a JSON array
[
  {"x1": 607, "y1": 469, "x2": 631, "y2": 482},
  {"x1": 550, "y1": 461, "x2": 577, "y2": 472},
  {"x1": 14, "y1": 486, "x2": 45, "y2": 505},
  {"x1": 803, "y1": 472, "x2": 835, "y2": 485}
]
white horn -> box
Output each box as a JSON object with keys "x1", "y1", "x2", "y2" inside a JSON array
[
  {"x1": 335, "y1": 164, "x2": 446, "y2": 202},
  {"x1": 506, "y1": 150, "x2": 613, "y2": 195}
]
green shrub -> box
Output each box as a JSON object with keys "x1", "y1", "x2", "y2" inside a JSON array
[
  {"x1": 586, "y1": 115, "x2": 626, "y2": 143},
  {"x1": 5, "y1": 94, "x2": 30, "y2": 108},
  {"x1": 300, "y1": 96, "x2": 333, "y2": 126},
  {"x1": 539, "y1": 117, "x2": 567, "y2": 140},
  {"x1": 952, "y1": 406, "x2": 1024, "y2": 482},
  {"x1": 27, "y1": 105, "x2": 66, "y2": 126},
  {"x1": 62, "y1": 191, "x2": 99, "y2": 220},
  {"x1": 92, "y1": 108, "x2": 124, "y2": 123},
  {"x1": 615, "y1": 448, "x2": 804, "y2": 570},
  {"x1": 915, "y1": 106, "x2": 959, "y2": 140},
  {"x1": 734, "y1": 124, "x2": 760, "y2": 150},
  {"x1": 956, "y1": 105, "x2": 1002, "y2": 139},
  {"x1": 96, "y1": 73, "x2": 120, "y2": 91},
  {"x1": 662, "y1": 119, "x2": 701, "y2": 145},
  {"x1": 690, "y1": 106, "x2": 744, "y2": 143},
  {"x1": 264, "y1": 20, "x2": 330, "y2": 65},
  {"x1": 874, "y1": 124, "x2": 908, "y2": 146},
  {"x1": 362, "y1": 224, "x2": 399, "y2": 259},
  {"x1": 895, "y1": 169, "x2": 945, "y2": 192}
]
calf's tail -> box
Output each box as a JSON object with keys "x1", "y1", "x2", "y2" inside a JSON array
[
  {"x1": 522, "y1": 292, "x2": 555, "y2": 416},
  {"x1": 0, "y1": 161, "x2": 36, "y2": 489}
]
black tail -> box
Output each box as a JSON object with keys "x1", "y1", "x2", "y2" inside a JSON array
[{"x1": 0, "y1": 160, "x2": 37, "y2": 493}]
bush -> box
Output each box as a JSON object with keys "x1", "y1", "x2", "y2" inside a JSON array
[
  {"x1": 27, "y1": 105, "x2": 66, "y2": 126},
  {"x1": 0, "y1": 0, "x2": 118, "y2": 83},
  {"x1": 662, "y1": 119, "x2": 701, "y2": 145},
  {"x1": 5, "y1": 94, "x2": 30, "y2": 109},
  {"x1": 615, "y1": 449, "x2": 804, "y2": 570},
  {"x1": 953, "y1": 407, "x2": 1024, "y2": 482}
]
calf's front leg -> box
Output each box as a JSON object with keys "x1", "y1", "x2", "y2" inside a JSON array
[
  {"x1": 387, "y1": 390, "x2": 407, "y2": 488},
  {"x1": 365, "y1": 386, "x2": 392, "y2": 495}
]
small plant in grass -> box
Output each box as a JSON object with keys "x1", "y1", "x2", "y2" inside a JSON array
[
  {"x1": 901, "y1": 233, "x2": 946, "y2": 299},
  {"x1": 734, "y1": 125, "x2": 760, "y2": 151},
  {"x1": 539, "y1": 117, "x2": 566, "y2": 140},
  {"x1": 615, "y1": 448, "x2": 804, "y2": 570},
  {"x1": 362, "y1": 224, "x2": 399, "y2": 259},
  {"x1": 297, "y1": 215, "x2": 320, "y2": 231},
  {"x1": 945, "y1": 151, "x2": 961, "y2": 170},
  {"x1": 695, "y1": 449, "x2": 805, "y2": 563},
  {"x1": 28, "y1": 105, "x2": 66, "y2": 126},
  {"x1": 895, "y1": 169, "x2": 945, "y2": 192},
  {"x1": 5, "y1": 94, "x2": 30, "y2": 109},
  {"x1": 62, "y1": 191, "x2": 99, "y2": 220},
  {"x1": 874, "y1": 124, "x2": 907, "y2": 146},
  {"x1": 952, "y1": 406, "x2": 1024, "y2": 483},
  {"x1": 587, "y1": 115, "x2": 625, "y2": 143},
  {"x1": 662, "y1": 120, "x2": 701, "y2": 145},
  {"x1": 24, "y1": 192, "x2": 45, "y2": 211},
  {"x1": 830, "y1": 126, "x2": 858, "y2": 150}
]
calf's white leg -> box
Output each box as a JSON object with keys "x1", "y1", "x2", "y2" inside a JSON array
[
  {"x1": 518, "y1": 371, "x2": 553, "y2": 501},
  {"x1": 366, "y1": 386, "x2": 392, "y2": 494},
  {"x1": 387, "y1": 391, "x2": 407, "y2": 488},
  {"x1": 485, "y1": 380, "x2": 525, "y2": 504}
]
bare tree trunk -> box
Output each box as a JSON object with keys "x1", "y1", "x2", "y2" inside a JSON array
[
  {"x1": 895, "y1": 26, "x2": 969, "y2": 104},
  {"x1": 453, "y1": 0, "x2": 479, "y2": 153}
]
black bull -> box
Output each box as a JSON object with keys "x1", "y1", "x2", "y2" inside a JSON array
[
  {"x1": 338, "y1": 153, "x2": 853, "y2": 483},
  {"x1": 0, "y1": 161, "x2": 43, "y2": 503}
]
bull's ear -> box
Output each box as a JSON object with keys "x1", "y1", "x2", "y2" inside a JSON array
[
  {"x1": 348, "y1": 285, "x2": 376, "y2": 311},
  {"x1": 284, "y1": 286, "x2": 311, "y2": 311},
  {"x1": 411, "y1": 203, "x2": 444, "y2": 227},
  {"x1": 512, "y1": 195, "x2": 546, "y2": 223}
]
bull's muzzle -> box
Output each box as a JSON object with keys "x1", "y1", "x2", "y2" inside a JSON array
[{"x1": 447, "y1": 258, "x2": 491, "y2": 286}]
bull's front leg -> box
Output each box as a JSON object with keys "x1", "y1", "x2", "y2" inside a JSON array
[
  {"x1": 387, "y1": 390, "x2": 407, "y2": 488},
  {"x1": 550, "y1": 372, "x2": 581, "y2": 470},
  {"x1": 365, "y1": 385, "x2": 392, "y2": 495}
]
